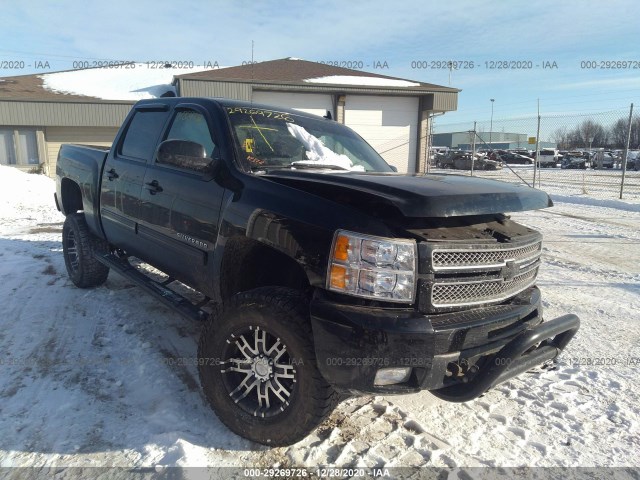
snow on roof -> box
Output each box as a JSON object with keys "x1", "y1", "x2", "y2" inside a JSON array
[
  {"x1": 39, "y1": 63, "x2": 216, "y2": 101},
  {"x1": 304, "y1": 75, "x2": 421, "y2": 88}
]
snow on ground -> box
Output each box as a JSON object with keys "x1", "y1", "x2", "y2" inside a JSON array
[
  {"x1": 0, "y1": 166, "x2": 638, "y2": 474},
  {"x1": 438, "y1": 164, "x2": 640, "y2": 201},
  {"x1": 40, "y1": 64, "x2": 218, "y2": 101}
]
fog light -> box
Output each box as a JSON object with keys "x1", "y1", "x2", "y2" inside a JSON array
[{"x1": 374, "y1": 367, "x2": 412, "y2": 386}]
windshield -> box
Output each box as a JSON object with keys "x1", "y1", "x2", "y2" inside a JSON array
[{"x1": 224, "y1": 106, "x2": 394, "y2": 173}]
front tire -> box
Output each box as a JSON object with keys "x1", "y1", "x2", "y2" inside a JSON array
[
  {"x1": 198, "y1": 287, "x2": 338, "y2": 446},
  {"x1": 62, "y1": 213, "x2": 109, "y2": 288}
]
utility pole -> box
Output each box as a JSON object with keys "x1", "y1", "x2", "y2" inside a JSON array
[
  {"x1": 620, "y1": 103, "x2": 634, "y2": 199},
  {"x1": 533, "y1": 99, "x2": 540, "y2": 188},
  {"x1": 471, "y1": 122, "x2": 477, "y2": 176},
  {"x1": 489, "y1": 99, "x2": 495, "y2": 150}
]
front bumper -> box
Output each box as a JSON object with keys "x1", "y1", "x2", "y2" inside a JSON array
[{"x1": 310, "y1": 286, "x2": 579, "y2": 400}]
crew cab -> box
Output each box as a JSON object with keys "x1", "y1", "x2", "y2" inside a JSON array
[{"x1": 55, "y1": 97, "x2": 579, "y2": 446}]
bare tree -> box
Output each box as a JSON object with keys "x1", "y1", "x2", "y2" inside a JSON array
[
  {"x1": 610, "y1": 118, "x2": 628, "y2": 148},
  {"x1": 630, "y1": 116, "x2": 640, "y2": 148},
  {"x1": 609, "y1": 116, "x2": 640, "y2": 149},
  {"x1": 579, "y1": 120, "x2": 607, "y2": 148},
  {"x1": 565, "y1": 120, "x2": 608, "y2": 149},
  {"x1": 552, "y1": 126, "x2": 570, "y2": 149}
]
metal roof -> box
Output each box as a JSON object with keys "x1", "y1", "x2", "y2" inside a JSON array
[{"x1": 176, "y1": 58, "x2": 459, "y2": 93}]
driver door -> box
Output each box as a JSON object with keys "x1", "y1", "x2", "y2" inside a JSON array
[{"x1": 137, "y1": 105, "x2": 225, "y2": 292}]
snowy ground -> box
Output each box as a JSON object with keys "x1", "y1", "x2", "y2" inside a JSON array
[
  {"x1": 431, "y1": 165, "x2": 640, "y2": 200},
  {"x1": 0, "y1": 166, "x2": 638, "y2": 475}
]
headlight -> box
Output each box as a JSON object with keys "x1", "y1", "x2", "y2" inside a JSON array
[{"x1": 327, "y1": 230, "x2": 417, "y2": 303}]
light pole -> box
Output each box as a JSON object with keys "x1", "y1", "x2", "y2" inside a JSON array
[{"x1": 489, "y1": 99, "x2": 495, "y2": 150}]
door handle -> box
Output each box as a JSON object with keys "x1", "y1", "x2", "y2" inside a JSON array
[
  {"x1": 106, "y1": 168, "x2": 119, "y2": 180},
  {"x1": 145, "y1": 180, "x2": 163, "y2": 194}
]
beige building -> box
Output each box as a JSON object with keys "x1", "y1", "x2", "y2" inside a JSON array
[{"x1": 0, "y1": 59, "x2": 459, "y2": 177}]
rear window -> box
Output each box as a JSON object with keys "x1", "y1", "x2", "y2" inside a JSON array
[{"x1": 120, "y1": 110, "x2": 170, "y2": 160}]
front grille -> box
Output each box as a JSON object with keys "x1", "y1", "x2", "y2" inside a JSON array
[
  {"x1": 432, "y1": 242, "x2": 541, "y2": 271},
  {"x1": 431, "y1": 265, "x2": 539, "y2": 308},
  {"x1": 422, "y1": 233, "x2": 542, "y2": 311}
]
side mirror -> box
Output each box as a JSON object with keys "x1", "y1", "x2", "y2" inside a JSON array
[
  {"x1": 389, "y1": 165, "x2": 398, "y2": 172},
  {"x1": 156, "y1": 139, "x2": 214, "y2": 174}
]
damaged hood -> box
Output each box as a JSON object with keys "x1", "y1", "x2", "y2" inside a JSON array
[{"x1": 262, "y1": 171, "x2": 552, "y2": 217}]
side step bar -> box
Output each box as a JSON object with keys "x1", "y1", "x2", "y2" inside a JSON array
[{"x1": 95, "y1": 253, "x2": 210, "y2": 322}]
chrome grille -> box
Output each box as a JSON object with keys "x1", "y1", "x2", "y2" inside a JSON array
[
  {"x1": 432, "y1": 241, "x2": 542, "y2": 271},
  {"x1": 425, "y1": 235, "x2": 542, "y2": 310},
  {"x1": 431, "y1": 265, "x2": 539, "y2": 308}
]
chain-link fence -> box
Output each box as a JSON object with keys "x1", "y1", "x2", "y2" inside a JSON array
[{"x1": 428, "y1": 105, "x2": 640, "y2": 200}]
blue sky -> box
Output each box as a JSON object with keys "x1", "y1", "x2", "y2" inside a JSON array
[{"x1": 1, "y1": 0, "x2": 639, "y2": 124}]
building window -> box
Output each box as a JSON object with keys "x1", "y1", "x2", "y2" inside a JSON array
[
  {"x1": 0, "y1": 130, "x2": 17, "y2": 165},
  {"x1": 0, "y1": 128, "x2": 40, "y2": 166}
]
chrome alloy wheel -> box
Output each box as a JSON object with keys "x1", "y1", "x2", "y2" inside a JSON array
[
  {"x1": 221, "y1": 326, "x2": 297, "y2": 418},
  {"x1": 65, "y1": 228, "x2": 80, "y2": 272}
]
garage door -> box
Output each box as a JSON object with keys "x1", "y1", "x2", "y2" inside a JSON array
[
  {"x1": 345, "y1": 96, "x2": 418, "y2": 173},
  {"x1": 252, "y1": 91, "x2": 334, "y2": 117},
  {"x1": 44, "y1": 127, "x2": 119, "y2": 178}
]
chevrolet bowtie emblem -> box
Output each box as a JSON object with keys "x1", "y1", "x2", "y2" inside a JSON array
[{"x1": 502, "y1": 260, "x2": 519, "y2": 281}]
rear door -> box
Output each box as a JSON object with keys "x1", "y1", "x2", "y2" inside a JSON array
[
  {"x1": 137, "y1": 104, "x2": 225, "y2": 291},
  {"x1": 100, "y1": 104, "x2": 170, "y2": 255}
]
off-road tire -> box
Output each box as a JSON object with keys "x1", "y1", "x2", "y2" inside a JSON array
[
  {"x1": 62, "y1": 213, "x2": 110, "y2": 288},
  {"x1": 197, "y1": 286, "x2": 339, "y2": 446}
]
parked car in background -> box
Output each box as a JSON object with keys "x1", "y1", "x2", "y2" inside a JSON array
[
  {"x1": 537, "y1": 148, "x2": 560, "y2": 168},
  {"x1": 625, "y1": 151, "x2": 640, "y2": 171},
  {"x1": 500, "y1": 152, "x2": 534, "y2": 165},
  {"x1": 437, "y1": 152, "x2": 502, "y2": 170},
  {"x1": 487, "y1": 150, "x2": 506, "y2": 161},
  {"x1": 513, "y1": 148, "x2": 534, "y2": 158},
  {"x1": 435, "y1": 152, "x2": 456, "y2": 168},
  {"x1": 561, "y1": 155, "x2": 588, "y2": 169},
  {"x1": 592, "y1": 151, "x2": 615, "y2": 169},
  {"x1": 454, "y1": 154, "x2": 502, "y2": 170}
]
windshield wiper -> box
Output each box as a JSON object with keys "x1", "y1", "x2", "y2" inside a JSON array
[{"x1": 290, "y1": 162, "x2": 349, "y2": 170}]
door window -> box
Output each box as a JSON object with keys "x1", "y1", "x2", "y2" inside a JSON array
[
  {"x1": 165, "y1": 110, "x2": 216, "y2": 157},
  {"x1": 120, "y1": 110, "x2": 170, "y2": 160}
]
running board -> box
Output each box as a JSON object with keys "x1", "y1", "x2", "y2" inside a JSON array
[{"x1": 95, "y1": 253, "x2": 210, "y2": 322}]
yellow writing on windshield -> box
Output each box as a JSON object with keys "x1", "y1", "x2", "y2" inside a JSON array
[{"x1": 226, "y1": 107, "x2": 294, "y2": 123}]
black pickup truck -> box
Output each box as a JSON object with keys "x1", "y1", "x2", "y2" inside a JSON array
[{"x1": 55, "y1": 97, "x2": 579, "y2": 446}]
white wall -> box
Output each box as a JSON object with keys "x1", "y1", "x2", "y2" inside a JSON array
[
  {"x1": 345, "y1": 95, "x2": 418, "y2": 173},
  {"x1": 251, "y1": 91, "x2": 334, "y2": 117}
]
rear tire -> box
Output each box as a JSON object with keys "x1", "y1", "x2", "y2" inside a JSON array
[
  {"x1": 62, "y1": 213, "x2": 109, "y2": 288},
  {"x1": 197, "y1": 287, "x2": 338, "y2": 446}
]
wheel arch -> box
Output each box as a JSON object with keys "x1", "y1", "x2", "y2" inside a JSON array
[
  {"x1": 219, "y1": 235, "x2": 311, "y2": 302},
  {"x1": 60, "y1": 178, "x2": 84, "y2": 215}
]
